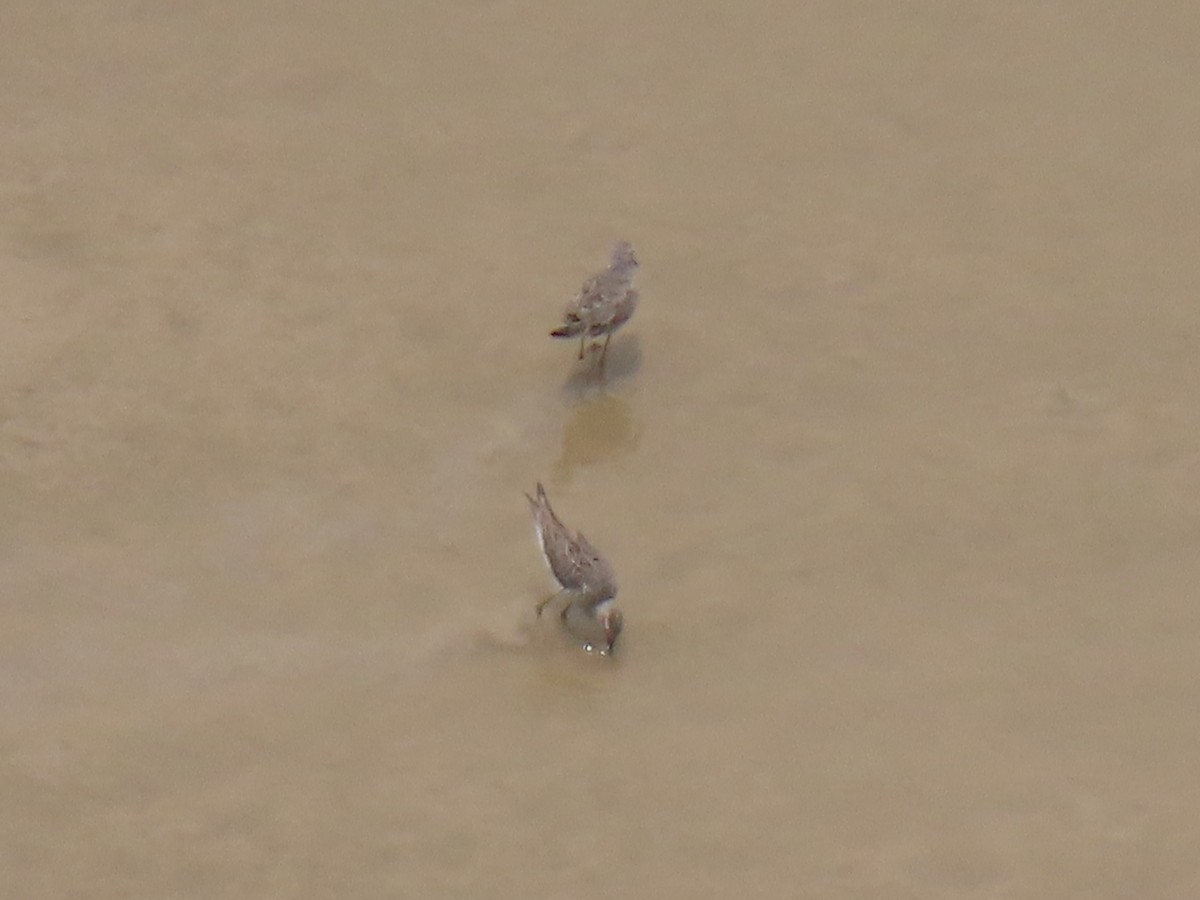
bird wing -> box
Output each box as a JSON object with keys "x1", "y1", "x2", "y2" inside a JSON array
[
  {"x1": 590, "y1": 272, "x2": 633, "y2": 313},
  {"x1": 573, "y1": 531, "x2": 617, "y2": 597}
]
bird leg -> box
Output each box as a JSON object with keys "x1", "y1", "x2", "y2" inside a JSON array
[
  {"x1": 536, "y1": 590, "x2": 567, "y2": 618},
  {"x1": 578, "y1": 335, "x2": 585, "y2": 359},
  {"x1": 598, "y1": 333, "x2": 612, "y2": 368}
]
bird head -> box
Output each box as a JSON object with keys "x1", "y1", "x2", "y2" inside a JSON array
[
  {"x1": 601, "y1": 606, "x2": 624, "y2": 654},
  {"x1": 610, "y1": 241, "x2": 638, "y2": 274}
]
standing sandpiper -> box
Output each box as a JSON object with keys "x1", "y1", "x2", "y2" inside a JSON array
[
  {"x1": 524, "y1": 482, "x2": 623, "y2": 653},
  {"x1": 550, "y1": 241, "x2": 640, "y2": 369}
]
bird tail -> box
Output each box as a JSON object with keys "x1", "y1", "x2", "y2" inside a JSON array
[
  {"x1": 524, "y1": 482, "x2": 549, "y2": 510},
  {"x1": 550, "y1": 319, "x2": 586, "y2": 338}
]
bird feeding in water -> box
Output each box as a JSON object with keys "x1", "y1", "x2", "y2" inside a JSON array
[{"x1": 524, "y1": 482, "x2": 623, "y2": 654}]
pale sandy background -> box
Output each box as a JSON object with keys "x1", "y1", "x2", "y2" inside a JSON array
[{"x1": 3, "y1": 1, "x2": 1199, "y2": 897}]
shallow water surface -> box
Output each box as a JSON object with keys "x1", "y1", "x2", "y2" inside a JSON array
[{"x1": 3, "y1": 2, "x2": 1200, "y2": 897}]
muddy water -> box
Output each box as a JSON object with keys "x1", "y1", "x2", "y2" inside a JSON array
[{"x1": 3, "y1": 1, "x2": 1200, "y2": 897}]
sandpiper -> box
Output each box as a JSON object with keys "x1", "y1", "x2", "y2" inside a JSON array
[
  {"x1": 550, "y1": 241, "x2": 640, "y2": 368},
  {"x1": 524, "y1": 482, "x2": 623, "y2": 653}
]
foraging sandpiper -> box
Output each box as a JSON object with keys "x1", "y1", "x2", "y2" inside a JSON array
[
  {"x1": 550, "y1": 241, "x2": 640, "y2": 369},
  {"x1": 524, "y1": 482, "x2": 623, "y2": 653}
]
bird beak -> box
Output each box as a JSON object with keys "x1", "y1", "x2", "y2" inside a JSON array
[{"x1": 604, "y1": 620, "x2": 618, "y2": 653}]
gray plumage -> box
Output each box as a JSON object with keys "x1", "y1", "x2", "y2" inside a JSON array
[
  {"x1": 550, "y1": 241, "x2": 640, "y2": 366},
  {"x1": 524, "y1": 482, "x2": 623, "y2": 652}
]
